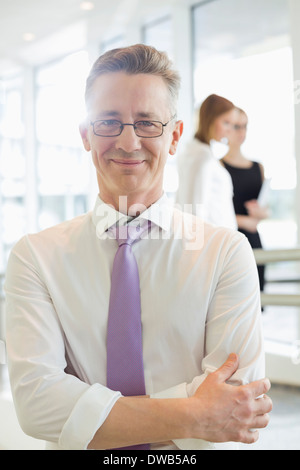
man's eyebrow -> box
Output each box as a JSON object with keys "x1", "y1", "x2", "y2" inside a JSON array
[
  {"x1": 94, "y1": 111, "x2": 121, "y2": 119},
  {"x1": 135, "y1": 112, "x2": 159, "y2": 120}
]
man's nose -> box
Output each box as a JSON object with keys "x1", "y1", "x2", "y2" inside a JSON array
[{"x1": 115, "y1": 125, "x2": 142, "y2": 153}]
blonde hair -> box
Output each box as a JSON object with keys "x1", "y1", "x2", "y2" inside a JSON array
[
  {"x1": 195, "y1": 94, "x2": 235, "y2": 144},
  {"x1": 85, "y1": 44, "x2": 181, "y2": 114}
]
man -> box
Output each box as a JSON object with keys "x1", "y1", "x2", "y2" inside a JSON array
[{"x1": 5, "y1": 44, "x2": 272, "y2": 450}]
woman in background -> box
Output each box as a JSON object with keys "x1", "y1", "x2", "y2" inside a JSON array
[
  {"x1": 176, "y1": 94, "x2": 237, "y2": 229},
  {"x1": 221, "y1": 107, "x2": 269, "y2": 291}
]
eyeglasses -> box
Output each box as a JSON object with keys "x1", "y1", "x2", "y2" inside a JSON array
[{"x1": 90, "y1": 116, "x2": 176, "y2": 138}]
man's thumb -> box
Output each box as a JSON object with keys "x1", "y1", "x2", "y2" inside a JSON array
[{"x1": 215, "y1": 353, "x2": 239, "y2": 383}]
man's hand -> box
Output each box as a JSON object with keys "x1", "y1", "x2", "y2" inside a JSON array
[{"x1": 190, "y1": 353, "x2": 272, "y2": 444}]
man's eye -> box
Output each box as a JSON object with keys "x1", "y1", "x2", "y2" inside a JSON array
[
  {"x1": 102, "y1": 120, "x2": 120, "y2": 126},
  {"x1": 137, "y1": 121, "x2": 154, "y2": 127}
]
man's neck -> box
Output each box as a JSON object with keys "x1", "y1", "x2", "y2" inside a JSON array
[{"x1": 99, "y1": 190, "x2": 164, "y2": 216}]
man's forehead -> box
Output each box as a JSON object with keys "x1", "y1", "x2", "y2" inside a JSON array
[
  {"x1": 91, "y1": 71, "x2": 167, "y2": 91},
  {"x1": 87, "y1": 72, "x2": 170, "y2": 115}
]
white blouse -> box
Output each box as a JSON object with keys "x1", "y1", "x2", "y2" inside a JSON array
[{"x1": 176, "y1": 138, "x2": 237, "y2": 230}]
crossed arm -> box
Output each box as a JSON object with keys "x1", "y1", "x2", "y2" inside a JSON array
[{"x1": 88, "y1": 353, "x2": 272, "y2": 449}]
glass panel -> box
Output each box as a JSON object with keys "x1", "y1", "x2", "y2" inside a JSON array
[
  {"x1": 2, "y1": 199, "x2": 26, "y2": 245},
  {"x1": 143, "y1": 16, "x2": 175, "y2": 198},
  {"x1": 101, "y1": 35, "x2": 125, "y2": 53},
  {"x1": 143, "y1": 16, "x2": 173, "y2": 58},
  {"x1": 192, "y1": 0, "x2": 299, "y2": 355},
  {"x1": 35, "y1": 51, "x2": 91, "y2": 230},
  {"x1": 36, "y1": 51, "x2": 89, "y2": 148},
  {"x1": 0, "y1": 75, "x2": 25, "y2": 270},
  {"x1": 0, "y1": 139, "x2": 25, "y2": 179},
  {"x1": 0, "y1": 81, "x2": 24, "y2": 139},
  {"x1": 192, "y1": 0, "x2": 295, "y2": 248}
]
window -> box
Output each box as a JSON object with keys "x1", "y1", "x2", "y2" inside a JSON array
[
  {"x1": 101, "y1": 35, "x2": 125, "y2": 53},
  {"x1": 35, "y1": 51, "x2": 91, "y2": 230},
  {"x1": 142, "y1": 16, "x2": 173, "y2": 58},
  {"x1": 0, "y1": 75, "x2": 26, "y2": 270},
  {"x1": 192, "y1": 0, "x2": 300, "y2": 383},
  {"x1": 143, "y1": 16, "x2": 177, "y2": 198},
  {"x1": 192, "y1": 0, "x2": 295, "y2": 248}
]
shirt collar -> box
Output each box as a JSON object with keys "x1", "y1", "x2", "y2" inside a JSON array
[{"x1": 92, "y1": 193, "x2": 173, "y2": 238}]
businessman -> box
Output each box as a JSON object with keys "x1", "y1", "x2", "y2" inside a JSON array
[{"x1": 5, "y1": 44, "x2": 272, "y2": 450}]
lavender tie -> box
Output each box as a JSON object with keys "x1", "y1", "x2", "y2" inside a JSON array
[{"x1": 107, "y1": 220, "x2": 151, "y2": 450}]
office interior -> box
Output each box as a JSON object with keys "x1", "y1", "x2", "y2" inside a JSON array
[{"x1": 0, "y1": 0, "x2": 300, "y2": 450}]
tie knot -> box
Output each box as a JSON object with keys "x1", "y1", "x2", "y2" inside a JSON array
[{"x1": 111, "y1": 220, "x2": 151, "y2": 247}]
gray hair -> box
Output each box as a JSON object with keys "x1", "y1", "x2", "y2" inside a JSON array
[{"x1": 85, "y1": 44, "x2": 181, "y2": 114}]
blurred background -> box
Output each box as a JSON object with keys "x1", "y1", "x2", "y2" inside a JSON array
[{"x1": 0, "y1": 0, "x2": 300, "y2": 449}]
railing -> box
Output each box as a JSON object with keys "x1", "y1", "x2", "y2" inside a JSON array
[
  {"x1": 253, "y1": 248, "x2": 300, "y2": 264},
  {"x1": 253, "y1": 248, "x2": 300, "y2": 307},
  {"x1": 253, "y1": 247, "x2": 300, "y2": 386}
]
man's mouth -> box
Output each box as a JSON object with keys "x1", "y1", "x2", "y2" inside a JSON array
[{"x1": 110, "y1": 159, "x2": 145, "y2": 166}]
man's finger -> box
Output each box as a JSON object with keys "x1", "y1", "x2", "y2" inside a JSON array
[
  {"x1": 239, "y1": 429, "x2": 259, "y2": 444},
  {"x1": 213, "y1": 353, "x2": 239, "y2": 383},
  {"x1": 251, "y1": 412, "x2": 271, "y2": 430},
  {"x1": 242, "y1": 378, "x2": 272, "y2": 400},
  {"x1": 253, "y1": 394, "x2": 273, "y2": 414}
]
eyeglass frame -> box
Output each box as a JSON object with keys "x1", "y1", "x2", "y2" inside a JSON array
[{"x1": 90, "y1": 115, "x2": 177, "y2": 138}]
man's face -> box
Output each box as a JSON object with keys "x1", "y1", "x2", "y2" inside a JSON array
[{"x1": 80, "y1": 72, "x2": 182, "y2": 210}]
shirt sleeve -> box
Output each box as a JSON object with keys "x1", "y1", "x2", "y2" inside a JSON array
[
  {"x1": 4, "y1": 236, "x2": 121, "y2": 450},
  {"x1": 151, "y1": 233, "x2": 264, "y2": 450}
]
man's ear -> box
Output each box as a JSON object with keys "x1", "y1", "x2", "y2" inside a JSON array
[
  {"x1": 79, "y1": 121, "x2": 91, "y2": 151},
  {"x1": 169, "y1": 120, "x2": 183, "y2": 156}
]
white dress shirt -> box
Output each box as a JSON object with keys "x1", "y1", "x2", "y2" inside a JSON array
[
  {"x1": 176, "y1": 138, "x2": 237, "y2": 230},
  {"x1": 4, "y1": 193, "x2": 264, "y2": 450}
]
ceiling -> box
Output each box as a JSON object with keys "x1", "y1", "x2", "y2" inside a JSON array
[
  {"x1": 0, "y1": 0, "x2": 177, "y2": 73},
  {"x1": 0, "y1": 0, "x2": 291, "y2": 75}
]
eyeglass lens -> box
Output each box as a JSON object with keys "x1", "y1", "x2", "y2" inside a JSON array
[{"x1": 92, "y1": 120, "x2": 164, "y2": 137}]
